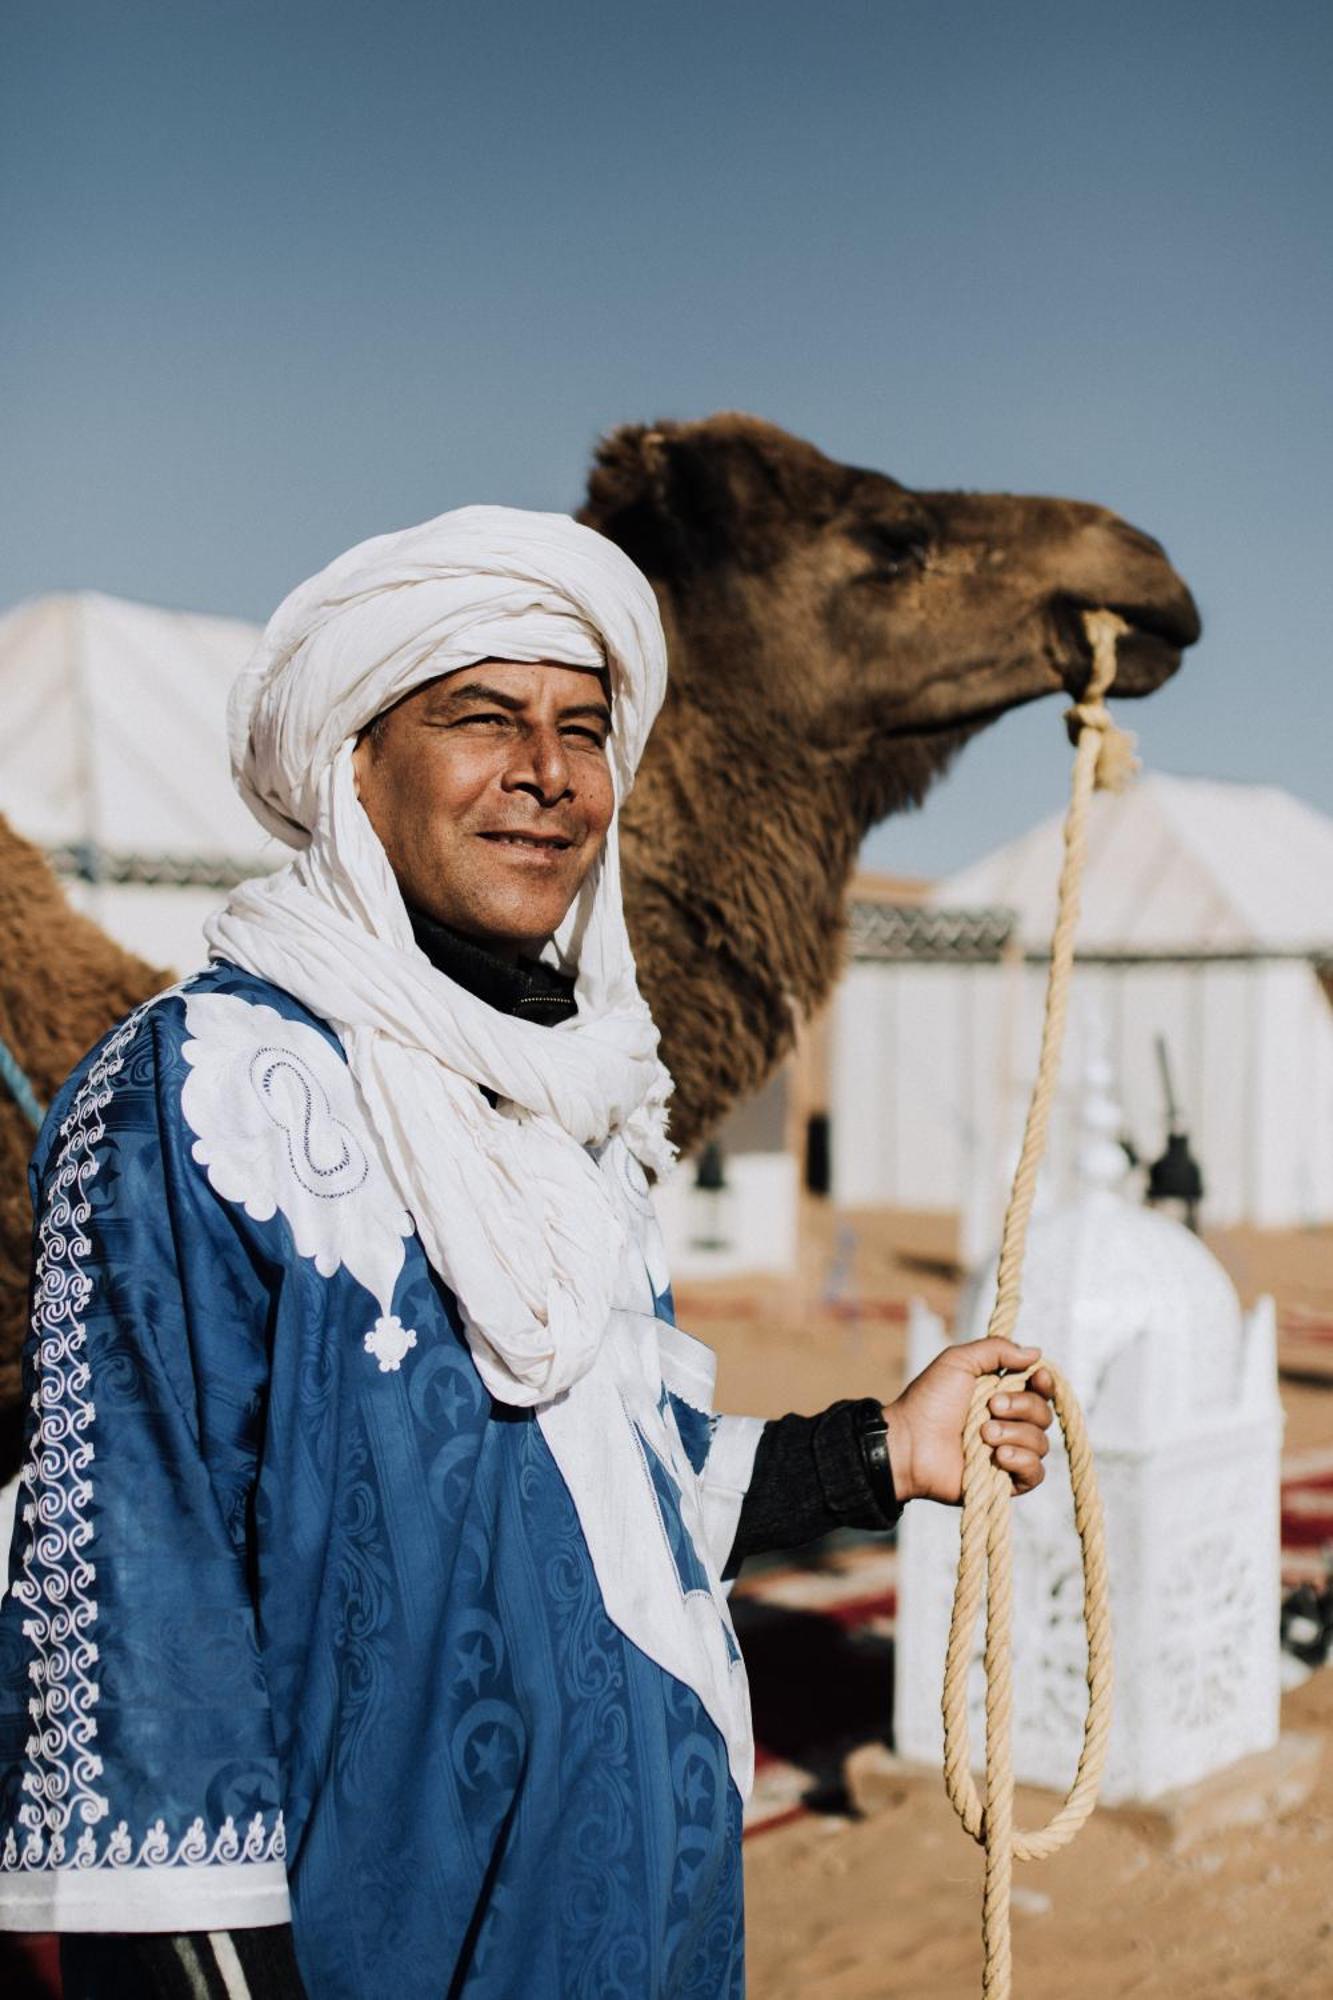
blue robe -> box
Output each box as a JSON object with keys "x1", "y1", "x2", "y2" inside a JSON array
[{"x1": 0, "y1": 963, "x2": 748, "y2": 1998}]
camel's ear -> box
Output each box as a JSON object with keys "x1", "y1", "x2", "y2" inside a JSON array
[{"x1": 580, "y1": 419, "x2": 792, "y2": 579}]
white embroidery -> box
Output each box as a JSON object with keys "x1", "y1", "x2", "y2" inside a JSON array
[
  {"x1": 1, "y1": 1812, "x2": 286, "y2": 1874},
  {"x1": 2, "y1": 988, "x2": 285, "y2": 1876},
  {"x1": 363, "y1": 1314, "x2": 418, "y2": 1373},
  {"x1": 181, "y1": 992, "x2": 417, "y2": 1362}
]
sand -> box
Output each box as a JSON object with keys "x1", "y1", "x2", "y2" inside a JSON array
[{"x1": 745, "y1": 1665, "x2": 1333, "y2": 1999}]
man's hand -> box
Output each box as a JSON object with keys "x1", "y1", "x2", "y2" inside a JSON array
[{"x1": 885, "y1": 1339, "x2": 1054, "y2": 1506}]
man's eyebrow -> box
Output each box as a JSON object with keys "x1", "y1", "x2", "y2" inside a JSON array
[{"x1": 432, "y1": 680, "x2": 526, "y2": 712}]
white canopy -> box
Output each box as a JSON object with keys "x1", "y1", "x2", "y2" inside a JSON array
[
  {"x1": 0, "y1": 591, "x2": 280, "y2": 972},
  {"x1": 936, "y1": 772, "x2": 1333, "y2": 955},
  {"x1": 836, "y1": 772, "x2": 1333, "y2": 1232},
  {"x1": 0, "y1": 590, "x2": 269, "y2": 867}
]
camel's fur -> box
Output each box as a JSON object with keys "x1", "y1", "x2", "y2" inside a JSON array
[
  {"x1": 0, "y1": 413, "x2": 1199, "y2": 1476},
  {"x1": 0, "y1": 825, "x2": 169, "y2": 1467}
]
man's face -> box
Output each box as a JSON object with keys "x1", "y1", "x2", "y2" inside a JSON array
[{"x1": 352, "y1": 659, "x2": 615, "y2": 959}]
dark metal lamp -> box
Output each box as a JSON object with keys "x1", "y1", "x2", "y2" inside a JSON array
[{"x1": 1145, "y1": 1035, "x2": 1205, "y2": 1233}]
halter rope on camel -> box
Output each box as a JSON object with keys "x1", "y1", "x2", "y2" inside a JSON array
[
  {"x1": 0, "y1": 1032, "x2": 44, "y2": 1132},
  {"x1": 941, "y1": 609, "x2": 1132, "y2": 2000}
]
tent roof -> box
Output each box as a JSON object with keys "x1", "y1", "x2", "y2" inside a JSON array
[
  {"x1": 935, "y1": 773, "x2": 1333, "y2": 954},
  {"x1": 0, "y1": 590, "x2": 271, "y2": 864}
]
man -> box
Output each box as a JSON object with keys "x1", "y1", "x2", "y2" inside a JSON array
[{"x1": 0, "y1": 508, "x2": 1052, "y2": 1996}]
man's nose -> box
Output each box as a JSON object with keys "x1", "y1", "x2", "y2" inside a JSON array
[{"x1": 504, "y1": 724, "x2": 572, "y2": 805}]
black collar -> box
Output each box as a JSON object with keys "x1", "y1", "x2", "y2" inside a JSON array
[{"x1": 406, "y1": 904, "x2": 578, "y2": 1029}]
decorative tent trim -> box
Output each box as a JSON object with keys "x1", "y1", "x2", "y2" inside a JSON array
[
  {"x1": 46, "y1": 844, "x2": 274, "y2": 892},
  {"x1": 847, "y1": 902, "x2": 1333, "y2": 970},
  {"x1": 847, "y1": 902, "x2": 1016, "y2": 963}
]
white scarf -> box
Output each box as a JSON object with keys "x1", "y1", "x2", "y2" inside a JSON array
[{"x1": 207, "y1": 505, "x2": 674, "y2": 1407}]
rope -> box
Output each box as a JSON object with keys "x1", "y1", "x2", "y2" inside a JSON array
[
  {"x1": 0, "y1": 1031, "x2": 45, "y2": 1132},
  {"x1": 940, "y1": 610, "x2": 1132, "y2": 1998}
]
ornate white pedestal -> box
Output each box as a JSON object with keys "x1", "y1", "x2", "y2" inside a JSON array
[{"x1": 893, "y1": 1063, "x2": 1283, "y2": 1806}]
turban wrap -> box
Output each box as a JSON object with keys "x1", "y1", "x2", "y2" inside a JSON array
[{"x1": 207, "y1": 505, "x2": 674, "y2": 1406}]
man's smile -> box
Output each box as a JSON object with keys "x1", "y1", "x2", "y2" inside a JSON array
[{"x1": 477, "y1": 829, "x2": 574, "y2": 852}]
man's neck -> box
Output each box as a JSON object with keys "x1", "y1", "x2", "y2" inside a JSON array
[{"x1": 406, "y1": 904, "x2": 577, "y2": 1028}]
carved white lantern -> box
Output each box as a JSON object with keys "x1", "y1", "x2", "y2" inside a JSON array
[{"x1": 893, "y1": 1054, "x2": 1283, "y2": 1805}]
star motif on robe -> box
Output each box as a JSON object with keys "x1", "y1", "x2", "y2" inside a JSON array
[
  {"x1": 468, "y1": 1725, "x2": 519, "y2": 1787},
  {"x1": 673, "y1": 1848, "x2": 707, "y2": 1900},
  {"x1": 437, "y1": 1374, "x2": 470, "y2": 1428},
  {"x1": 680, "y1": 1758, "x2": 712, "y2": 1817},
  {"x1": 456, "y1": 1633, "x2": 494, "y2": 1696}
]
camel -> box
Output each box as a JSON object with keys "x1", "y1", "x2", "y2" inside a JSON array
[
  {"x1": 0, "y1": 412, "x2": 1199, "y2": 1476},
  {"x1": 584, "y1": 413, "x2": 1198, "y2": 1145}
]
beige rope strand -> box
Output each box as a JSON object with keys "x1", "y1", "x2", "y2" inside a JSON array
[{"x1": 940, "y1": 610, "x2": 1132, "y2": 1999}]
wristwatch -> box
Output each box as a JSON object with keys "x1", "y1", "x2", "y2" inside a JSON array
[{"x1": 852, "y1": 1399, "x2": 902, "y2": 1523}]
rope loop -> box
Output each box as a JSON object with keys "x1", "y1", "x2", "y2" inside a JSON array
[
  {"x1": 941, "y1": 1361, "x2": 1114, "y2": 1838},
  {"x1": 940, "y1": 607, "x2": 1126, "y2": 1998}
]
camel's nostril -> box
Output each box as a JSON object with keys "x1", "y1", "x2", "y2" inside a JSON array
[
  {"x1": 1072, "y1": 513, "x2": 1201, "y2": 656},
  {"x1": 1113, "y1": 521, "x2": 1170, "y2": 567}
]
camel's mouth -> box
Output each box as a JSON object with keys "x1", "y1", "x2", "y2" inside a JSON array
[
  {"x1": 1053, "y1": 593, "x2": 1202, "y2": 700},
  {"x1": 873, "y1": 595, "x2": 1200, "y2": 750},
  {"x1": 1040, "y1": 592, "x2": 1200, "y2": 704}
]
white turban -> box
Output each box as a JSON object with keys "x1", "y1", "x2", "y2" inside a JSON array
[
  {"x1": 205, "y1": 505, "x2": 675, "y2": 1407},
  {"x1": 230, "y1": 504, "x2": 666, "y2": 849}
]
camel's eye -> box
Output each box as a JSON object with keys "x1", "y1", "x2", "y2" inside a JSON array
[{"x1": 852, "y1": 520, "x2": 928, "y2": 581}]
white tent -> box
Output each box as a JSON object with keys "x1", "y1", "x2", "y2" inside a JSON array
[
  {"x1": 831, "y1": 775, "x2": 1333, "y2": 1235},
  {"x1": 943, "y1": 773, "x2": 1333, "y2": 957},
  {"x1": 0, "y1": 591, "x2": 277, "y2": 970}
]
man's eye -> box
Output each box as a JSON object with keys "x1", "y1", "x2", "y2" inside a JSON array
[{"x1": 564, "y1": 726, "x2": 608, "y2": 746}]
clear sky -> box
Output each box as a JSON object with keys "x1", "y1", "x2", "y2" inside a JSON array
[{"x1": 3, "y1": 0, "x2": 1329, "y2": 875}]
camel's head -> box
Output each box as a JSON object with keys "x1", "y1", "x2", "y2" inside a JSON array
[{"x1": 581, "y1": 412, "x2": 1201, "y2": 823}]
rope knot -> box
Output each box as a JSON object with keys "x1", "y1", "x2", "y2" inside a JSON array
[
  {"x1": 1063, "y1": 697, "x2": 1109, "y2": 739},
  {"x1": 1062, "y1": 700, "x2": 1139, "y2": 793},
  {"x1": 1063, "y1": 609, "x2": 1140, "y2": 793}
]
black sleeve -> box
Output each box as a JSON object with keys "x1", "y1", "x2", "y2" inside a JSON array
[
  {"x1": 60, "y1": 1927, "x2": 306, "y2": 1999},
  {"x1": 725, "y1": 1397, "x2": 902, "y2": 1572}
]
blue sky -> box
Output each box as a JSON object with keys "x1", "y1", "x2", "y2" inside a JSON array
[{"x1": 3, "y1": 0, "x2": 1329, "y2": 873}]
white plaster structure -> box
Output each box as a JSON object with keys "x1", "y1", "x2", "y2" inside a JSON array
[
  {"x1": 893, "y1": 1049, "x2": 1284, "y2": 1805},
  {"x1": 654, "y1": 1065, "x2": 800, "y2": 1281}
]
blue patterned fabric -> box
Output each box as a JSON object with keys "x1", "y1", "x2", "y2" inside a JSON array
[
  {"x1": 0, "y1": 963, "x2": 745, "y2": 1998},
  {"x1": 635, "y1": 1425, "x2": 716, "y2": 1601},
  {"x1": 667, "y1": 1394, "x2": 720, "y2": 1478}
]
